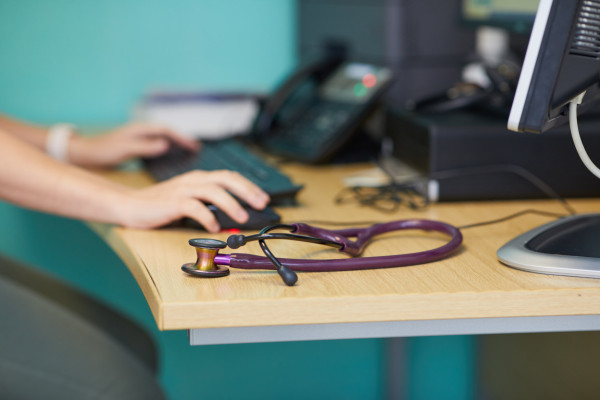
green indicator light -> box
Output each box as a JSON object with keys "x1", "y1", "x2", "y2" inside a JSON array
[{"x1": 353, "y1": 83, "x2": 367, "y2": 97}]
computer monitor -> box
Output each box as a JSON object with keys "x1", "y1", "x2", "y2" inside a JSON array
[
  {"x1": 508, "y1": 0, "x2": 600, "y2": 134},
  {"x1": 498, "y1": 0, "x2": 600, "y2": 279},
  {"x1": 461, "y1": 0, "x2": 539, "y2": 34}
]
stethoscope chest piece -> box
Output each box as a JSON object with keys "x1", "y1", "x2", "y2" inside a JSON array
[{"x1": 181, "y1": 238, "x2": 230, "y2": 278}]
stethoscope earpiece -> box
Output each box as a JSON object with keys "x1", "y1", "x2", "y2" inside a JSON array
[
  {"x1": 226, "y1": 235, "x2": 247, "y2": 249},
  {"x1": 181, "y1": 238, "x2": 230, "y2": 278}
]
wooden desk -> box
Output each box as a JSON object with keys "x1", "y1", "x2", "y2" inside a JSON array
[{"x1": 93, "y1": 163, "x2": 600, "y2": 345}]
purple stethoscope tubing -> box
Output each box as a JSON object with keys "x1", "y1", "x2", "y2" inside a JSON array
[{"x1": 215, "y1": 219, "x2": 463, "y2": 272}]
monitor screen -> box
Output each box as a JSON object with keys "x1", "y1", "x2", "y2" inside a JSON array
[
  {"x1": 461, "y1": 0, "x2": 540, "y2": 33},
  {"x1": 508, "y1": 0, "x2": 600, "y2": 134}
]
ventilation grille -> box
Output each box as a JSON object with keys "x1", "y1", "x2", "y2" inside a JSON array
[{"x1": 570, "y1": 0, "x2": 600, "y2": 58}]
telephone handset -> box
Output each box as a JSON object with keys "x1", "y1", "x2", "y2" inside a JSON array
[{"x1": 253, "y1": 60, "x2": 393, "y2": 163}]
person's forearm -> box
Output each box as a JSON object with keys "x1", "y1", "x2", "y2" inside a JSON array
[
  {"x1": 0, "y1": 115, "x2": 200, "y2": 169},
  {"x1": 0, "y1": 114, "x2": 49, "y2": 150},
  {"x1": 0, "y1": 129, "x2": 129, "y2": 224}
]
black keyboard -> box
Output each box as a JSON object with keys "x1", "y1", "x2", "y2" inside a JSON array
[{"x1": 143, "y1": 139, "x2": 303, "y2": 203}]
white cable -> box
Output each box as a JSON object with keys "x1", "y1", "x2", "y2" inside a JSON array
[
  {"x1": 569, "y1": 92, "x2": 600, "y2": 179},
  {"x1": 46, "y1": 123, "x2": 75, "y2": 162}
]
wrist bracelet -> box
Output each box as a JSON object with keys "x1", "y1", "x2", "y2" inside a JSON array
[{"x1": 46, "y1": 123, "x2": 76, "y2": 162}]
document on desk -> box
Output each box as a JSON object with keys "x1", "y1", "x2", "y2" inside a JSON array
[{"x1": 134, "y1": 92, "x2": 260, "y2": 140}]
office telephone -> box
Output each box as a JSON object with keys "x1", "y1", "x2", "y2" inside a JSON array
[{"x1": 252, "y1": 59, "x2": 393, "y2": 163}]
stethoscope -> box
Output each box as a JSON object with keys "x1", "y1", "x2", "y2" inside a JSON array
[{"x1": 182, "y1": 219, "x2": 463, "y2": 286}]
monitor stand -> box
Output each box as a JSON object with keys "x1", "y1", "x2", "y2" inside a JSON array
[{"x1": 497, "y1": 213, "x2": 600, "y2": 279}]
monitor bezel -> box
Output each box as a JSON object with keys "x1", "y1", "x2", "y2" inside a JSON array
[{"x1": 508, "y1": 0, "x2": 600, "y2": 134}]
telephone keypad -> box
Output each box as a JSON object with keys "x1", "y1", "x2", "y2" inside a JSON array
[{"x1": 271, "y1": 101, "x2": 358, "y2": 156}]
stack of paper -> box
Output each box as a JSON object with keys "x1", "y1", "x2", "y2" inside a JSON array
[{"x1": 134, "y1": 92, "x2": 261, "y2": 140}]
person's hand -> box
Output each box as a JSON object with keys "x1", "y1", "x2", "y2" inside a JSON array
[
  {"x1": 116, "y1": 170, "x2": 270, "y2": 232},
  {"x1": 68, "y1": 123, "x2": 199, "y2": 168}
]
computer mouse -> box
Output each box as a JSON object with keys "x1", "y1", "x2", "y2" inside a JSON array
[{"x1": 182, "y1": 204, "x2": 281, "y2": 231}]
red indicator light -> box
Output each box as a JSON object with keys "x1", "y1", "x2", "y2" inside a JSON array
[{"x1": 362, "y1": 73, "x2": 377, "y2": 88}]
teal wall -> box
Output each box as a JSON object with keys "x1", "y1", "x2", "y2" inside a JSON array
[
  {"x1": 0, "y1": 0, "x2": 295, "y2": 124},
  {"x1": 0, "y1": 1, "x2": 475, "y2": 399}
]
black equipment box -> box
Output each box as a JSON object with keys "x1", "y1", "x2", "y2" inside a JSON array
[{"x1": 386, "y1": 108, "x2": 600, "y2": 201}]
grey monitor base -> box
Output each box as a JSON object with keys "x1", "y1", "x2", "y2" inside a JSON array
[{"x1": 497, "y1": 213, "x2": 600, "y2": 279}]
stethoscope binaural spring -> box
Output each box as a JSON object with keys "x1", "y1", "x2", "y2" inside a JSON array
[{"x1": 182, "y1": 219, "x2": 463, "y2": 286}]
